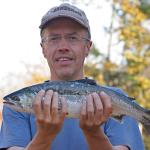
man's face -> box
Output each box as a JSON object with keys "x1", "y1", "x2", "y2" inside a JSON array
[{"x1": 41, "y1": 18, "x2": 92, "y2": 81}]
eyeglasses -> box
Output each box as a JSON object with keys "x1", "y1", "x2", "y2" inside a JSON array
[{"x1": 41, "y1": 33, "x2": 90, "y2": 46}]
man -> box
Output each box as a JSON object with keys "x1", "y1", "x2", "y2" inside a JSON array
[{"x1": 0, "y1": 3, "x2": 145, "y2": 150}]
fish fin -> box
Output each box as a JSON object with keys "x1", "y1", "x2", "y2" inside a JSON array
[
  {"x1": 142, "y1": 110, "x2": 150, "y2": 135},
  {"x1": 112, "y1": 115, "x2": 125, "y2": 123},
  {"x1": 127, "y1": 96, "x2": 136, "y2": 101},
  {"x1": 143, "y1": 125, "x2": 150, "y2": 135},
  {"x1": 145, "y1": 110, "x2": 150, "y2": 115},
  {"x1": 76, "y1": 78, "x2": 97, "y2": 85}
]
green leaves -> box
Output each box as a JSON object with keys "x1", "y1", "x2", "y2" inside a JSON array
[{"x1": 140, "y1": 0, "x2": 150, "y2": 17}]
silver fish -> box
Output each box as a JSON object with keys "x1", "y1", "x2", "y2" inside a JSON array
[{"x1": 3, "y1": 78, "x2": 150, "y2": 134}]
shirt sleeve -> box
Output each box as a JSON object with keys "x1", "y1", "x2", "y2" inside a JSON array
[
  {"x1": 0, "y1": 106, "x2": 32, "y2": 149},
  {"x1": 104, "y1": 116, "x2": 145, "y2": 150}
]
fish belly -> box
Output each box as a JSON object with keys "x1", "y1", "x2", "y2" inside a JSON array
[{"x1": 59, "y1": 94, "x2": 86, "y2": 118}]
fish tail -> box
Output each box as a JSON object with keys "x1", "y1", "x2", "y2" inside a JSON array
[{"x1": 142, "y1": 110, "x2": 150, "y2": 135}]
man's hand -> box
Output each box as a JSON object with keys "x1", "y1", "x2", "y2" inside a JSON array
[
  {"x1": 79, "y1": 91, "x2": 114, "y2": 150},
  {"x1": 80, "y1": 91, "x2": 112, "y2": 134},
  {"x1": 33, "y1": 90, "x2": 67, "y2": 141}
]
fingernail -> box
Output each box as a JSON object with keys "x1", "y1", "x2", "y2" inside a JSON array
[
  {"x1": 100, "y1": 91, "x2": 106, "y2": 96},
  {"x1": 40, "y1": 89, "x2": 45, "y2": 92}
]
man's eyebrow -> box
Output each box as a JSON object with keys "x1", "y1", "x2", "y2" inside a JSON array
[
  {"x1": 67, "y1": 32, "x2": 78, "y2": 35},
  {"x1": 49, "y1": 32, "x2": 78, "y2": 36},
  {"x1": 48, "y1": 33, "x2": 61, "y2": 36}
]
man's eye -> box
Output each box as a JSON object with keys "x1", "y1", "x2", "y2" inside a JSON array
[
  {"x1": 50, "y1": 37, "x2": 59, "y2": 41},
  {"x1": 69, "y1": 36, "x2": 78, "y2": 40}
]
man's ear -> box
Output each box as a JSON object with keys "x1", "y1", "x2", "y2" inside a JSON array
[
  {"x1": 85, "y1": 41, "x2": 92, "y2": 57},
  {"x1": 40, "y1": 42, "x2": 47, "y2": 58}
]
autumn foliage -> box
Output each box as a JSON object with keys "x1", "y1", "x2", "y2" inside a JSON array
[{"x1": 85, "y1": 0, "x2": 150, "y2": 149}]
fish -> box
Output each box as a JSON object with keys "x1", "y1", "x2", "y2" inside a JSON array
[{"x1": 3, "y1": 78, "x2": 150, "y2": 134}]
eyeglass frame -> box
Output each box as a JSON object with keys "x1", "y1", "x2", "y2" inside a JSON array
[{"x1": 41, "y1": 32, "x2": 90, "y2": 46}]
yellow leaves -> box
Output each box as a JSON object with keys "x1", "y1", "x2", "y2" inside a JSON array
[
  {"x1": 145, "y1": 51, "x2": 150, "y2": 58},
  {"x1": 120, "y1": 25, "x2": 148, "y2": 48},
  {"x1": 119, "y1": 0, "x2": 147, "y2": 21},
  {"x1": 115, "y1": 0, "x2": 150, "y2": 52},
  {"x1": 134, "y1": 76, "x2": 150, "y2": 90},
  {"x1": 122, "y1": 27, "x2": 130, "y2": 35},
  {"x1": 124, "y1": 50, "x2": 149, "y2": 74},
  {"x1": 121, "y1": 0, "x2": 131, "y2": 12},
  {"x1": 96, "y1": 74, "x2": 105, "y2": 85},
  {"x1": 136, "y1": 10, "x2": 147, "y2": 22},
  {"x1": 144, "y1": 89, "x2": 150, "y2": 108},
  {"x1": 103, "y1": 61, "x2": 118, "y2": 71},
  {"x1": 120, "y1": 25, "x2": 149, "y2": 52},
  {"x1": 144, "y1": 33, "x2": 150, "y2": 44},
  {"x1": 125, "y1": 51, "x2": 142, "y2": 62},
  {"x1": 127, "y1": 67, "x2": 138, "y2": 74}
]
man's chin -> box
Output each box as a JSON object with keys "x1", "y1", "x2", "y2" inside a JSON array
[{"x1": 57, "y1": 71, "x2": 75, "y2": 81}]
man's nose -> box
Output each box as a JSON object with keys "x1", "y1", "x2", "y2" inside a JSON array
[
  {"x1": 58, "y1": 47, "x2": 69, "y2": 53},
  {"x1": 57, "y1": 37, "x2": 70, "y2": 52}
]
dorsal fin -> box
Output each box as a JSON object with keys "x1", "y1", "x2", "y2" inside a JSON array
[
  {"x1": 128, "y1": 96, "x2": 136, "y2": 101},
  {"x1": 76, "y1": 77, "x2": 97, "y2": 85},
  {"x1": 44, "y1": 78, "x2": 97, "y2": 85},
  {"x1": 145, "y1": 110, "x2": 150, "y2": 115}
]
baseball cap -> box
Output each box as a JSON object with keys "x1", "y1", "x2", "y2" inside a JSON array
[{"x1": 39, "y1": 3, "x2": 91, "y2": 39}]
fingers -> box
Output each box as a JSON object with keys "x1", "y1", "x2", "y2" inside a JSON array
[
  {"x1": 32, "y1": 90, "x2": 67, "y2": 139},
  {"x1": 100, "y1": 91, "x2": 112, "y2": 121},
  {"x1": 60, "y1": 97, "x2": 68, "y2": 121},
  {"x1": 92, "y1": 93, "x2": 103, "y2": 125},
  {"x1": 80, "y1": 101, "x2": 87, "y2": 126},
  {"x1": 43, "y1": 90, "x2": 53, "y2": 122},
  {"x1": 80, "y1": 91, "x2": 112, "y2": 129},
  {"x1": 51, "y1": 92, "x2": 59, "y2": 120},
  {"x1": 86, "y1": 94, "x2": 94, "y2": 126},
  {"x1": 33, "y1": 90, "x2": 45, "y2": 123},
  {"x1": 33, "y1": 90, "x2": 67, "y2": 125}
]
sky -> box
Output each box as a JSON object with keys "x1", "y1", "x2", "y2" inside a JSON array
[{"x1": 0, "y1": 0, "x2": 117, "y2": 85}]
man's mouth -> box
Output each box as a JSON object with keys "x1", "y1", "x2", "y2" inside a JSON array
[{"x1": 56, "y1": 57, "x2": 73, "y2": 61}]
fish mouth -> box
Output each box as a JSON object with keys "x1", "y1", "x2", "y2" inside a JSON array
[
  {"x1": 3, "y1": 95, "x2": 15, "y2": 105},
  {"x1": 3, "y1": 101, "x2": 15, "y2": 106},
  {"x1": 3, "y1": 101, "x2": 28, "y2": 113}
]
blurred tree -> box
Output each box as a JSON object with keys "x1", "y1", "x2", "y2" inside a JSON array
[
  {"x1": 85, "y1": 0, "x2": 150, "y2": 149},
  {"x1": 22, "y1": 63, "x2": 49, "y2": 85},
  {"x1": 112, "y1": 1, "x2": 150, "y2": 148},
  {"x1": 112, "y1": 0, "x2": 150, "y2": 107}
]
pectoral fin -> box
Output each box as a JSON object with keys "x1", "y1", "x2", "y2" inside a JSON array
[{"x1": 112, "y1": 115, "x2": 125, "y2": 123}]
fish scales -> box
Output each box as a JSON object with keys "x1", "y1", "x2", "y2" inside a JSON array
[{"x1": 3, "y1": 78, "x2": 150, "y2": 135}]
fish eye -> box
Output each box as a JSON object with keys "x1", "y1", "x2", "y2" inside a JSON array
[{"x1": 11, "y1": 96, "x2": 20, "y2": 101}]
